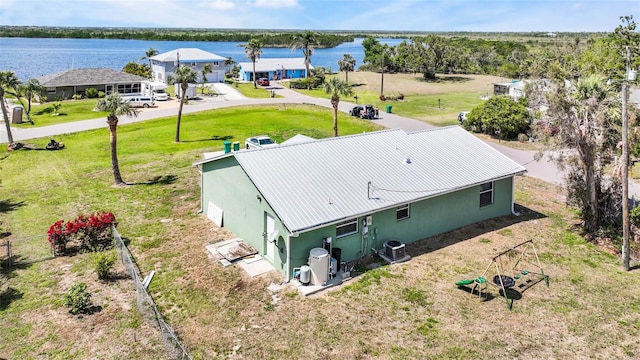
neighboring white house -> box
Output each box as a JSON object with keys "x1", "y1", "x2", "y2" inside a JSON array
[
  {"x1": 238, "y1": 58, "x2": 311, "y2": 82},
  {"x1": 493, "y1": 80, "x2": 526, "y2": 99},
  {"x1": 150, "y1": 48, "x2": 228, "y2": 84}
]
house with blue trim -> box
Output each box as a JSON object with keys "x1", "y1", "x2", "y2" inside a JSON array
[
  {"x1": 194, "y1": 126, "x2": 526, "y2": 281},
  {"x1": 237, "y1": 58, "x2": 311, "y2": 82}
]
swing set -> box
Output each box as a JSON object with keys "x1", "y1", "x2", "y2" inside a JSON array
[{"x1": 458, "y1": 240, "x2": 549, "y2": 310}]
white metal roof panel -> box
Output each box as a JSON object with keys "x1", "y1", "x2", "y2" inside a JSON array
[
  {"x1": 151, "y1": 48, "x2": 227, "y2": 63},
  {"x1": 225, "y1": 126, "x2": 526, "y2": 234}
]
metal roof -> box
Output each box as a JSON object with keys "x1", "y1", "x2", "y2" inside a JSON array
[
  {"x1": 197, "y1": 127, "x2": 526, "y2": 235},
  {"x1": 151, "y1": 48, "x2": 227, "y2": 63},
  {"x1": 238, "y1": 58, "x2": 312, "y2": 73},
  {"x1": 36, "y1": 68, "x2": 147, "y2": 87}
]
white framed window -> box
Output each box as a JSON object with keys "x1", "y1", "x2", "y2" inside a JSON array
[
  {"x1": 396, "y1": 204, "x2": 410, "y2": 221},
  {"x1": 480, "y1": 182, "x2": 494, "y2": 207},
  {"x1": 336, "y1": 218, "x2": 358, "y2": 238}
]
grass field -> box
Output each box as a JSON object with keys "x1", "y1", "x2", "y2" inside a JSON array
[
  {"x1": 2, "y1": 76, "x2": 640, "y2": 359},
  {"x1": 297, "y1": 72, "x2": 503, "y2": 126}
]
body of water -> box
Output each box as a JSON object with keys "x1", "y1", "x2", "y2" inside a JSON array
[{"x1": 0, "y1": 37, "x2": 406, "y2": 82}]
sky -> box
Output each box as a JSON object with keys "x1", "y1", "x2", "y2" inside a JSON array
[{"x1": 0, "y1": 0, "x2": 639, "y2": 32}]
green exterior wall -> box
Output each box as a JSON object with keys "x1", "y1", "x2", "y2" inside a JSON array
[
  {"x1": 201, "y1": 158, "x2": 289, "y2": 275},
  {"x1": 201, "y1": 159, "x2": 515, "y2": 281},
  {"x1": 287, "y1": 177, "x2": 515, "y2": 279}
]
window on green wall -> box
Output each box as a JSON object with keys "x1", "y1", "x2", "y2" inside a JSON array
[
  {"x1": 480, "y1": 181, "x2": 494, "y2": 207},
  {"x1": 396, "y1": 204, "x2": 410, "y2": 220},
  {"x1": 336, "y1": 218, "x2": 358, "y2": 238}
]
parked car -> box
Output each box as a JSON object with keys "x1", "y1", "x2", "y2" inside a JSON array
[
  {"x1": 349, "y1": 106, "x2": 363, "y2": 117},
  {"x1": 361, "y1": 105, "x2": 378, "y2": 120},
  {"x1": 458, "y1": 111, "x2": 470, "y2": 123},
  {"x1": 245, "y1": 135, "x2": 278, "y2": 149},
  {"x1": 153, "y1": 89, "x2": 169, "y2": 101},
  {"x1": 123, "y1": 96, "x2": 155, "y2": 108},
  {"x1": 258, "y1": 78, "x2": 270, "y2": 86}
]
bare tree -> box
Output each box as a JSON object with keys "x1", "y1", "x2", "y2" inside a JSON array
[{"x1": 540, "y1": 74, "x2": 621, "y2": 233}]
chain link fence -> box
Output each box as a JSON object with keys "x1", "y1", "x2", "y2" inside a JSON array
[
  {"x1": 1, "y1": 234, "x2": 51, "y2": 269},
  {"x1": 113, "y1": 227, "x2": 193, "y2": 360},
  {"x1": 1, "y1": 229, "x2": 191, "y2": 359}
]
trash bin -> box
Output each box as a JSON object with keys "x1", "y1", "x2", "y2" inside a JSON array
[
  {"x1": 385, "y1": 105, "x2": 392, "y2": 114},
  {"x1": 223, "y1": 141, "x2": 232, "y2": 153},
  {"x1": 232, "y1": 141, "x2": 240, "y2": 151},
  {"x1": 11, "y1": 106, "x2": 23, "y2": 124}
]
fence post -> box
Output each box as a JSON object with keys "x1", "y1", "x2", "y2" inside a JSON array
[{"x1": 7, "y1": 240, "x2": 11, "y2": 268}]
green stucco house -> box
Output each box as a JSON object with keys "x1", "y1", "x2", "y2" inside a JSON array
[{"x1": 194, "y1": 126, "x2": 527, "y2": 281}]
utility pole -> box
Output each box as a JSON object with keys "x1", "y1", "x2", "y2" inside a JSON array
[
  {"x1": 622, "y1": 46, "x2": 631, "y2": 271},
  {"x1": 380, "y1": 47, "x2": 385, "y2": 97}
]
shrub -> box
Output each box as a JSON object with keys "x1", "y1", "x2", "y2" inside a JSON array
[
  {"x1": 72, "y1": 94, "x2": 82, "y2": 100},
  {"x1": 463, "y1": 96, "x2": 530, "y2": 140},
  {"x1": 85, "y1": 88, "x2": 99, "y2": 98},
  {"x1": 631, "y1": 206, "x2": 640, "y2": 225},
  {"x1": 90, "y1": 250, "x2": 117, "y2": 280},
  {"x1": 423, "y1": 71, "x2": 436, "y2": 80},
  {"x1": 63, "y1": 282, "x2": 92, "y2": 315},
  {"x1": 97, "y1": 91, "x2": 105, "y2": 98},
  {"x1": 46, "y1": 211, "x2": 117, "y2": 255},
  {"x1": 517, "y1": 133, "x2": 529, "y2": 142},
  {"x1": 290, "y1": 78, "x2": 319, "y2": 89}
]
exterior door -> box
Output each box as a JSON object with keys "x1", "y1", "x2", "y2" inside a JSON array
[{"x1": 265, "y1": 213, "x2": 277, "y2": 261}]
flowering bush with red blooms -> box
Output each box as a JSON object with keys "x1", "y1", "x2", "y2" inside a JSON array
[
  {"x1": 47, "y1": 220, "x2": 69, "y2": 247},
  {"x1": 47, "y1": 212, "x2": 118, "y2": 255}
]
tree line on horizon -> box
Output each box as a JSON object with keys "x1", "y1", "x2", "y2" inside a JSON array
[{"x1": 0, "y1": 26, "x2": 352, "y2": 48}]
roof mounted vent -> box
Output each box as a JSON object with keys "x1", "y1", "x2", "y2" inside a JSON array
[{"x1": 404, "y1": 158, "x2": 412, "y2": 164}]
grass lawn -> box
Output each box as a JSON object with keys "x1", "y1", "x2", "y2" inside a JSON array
[
  {"x1": 14, "y1": 99, "x2": 108, "y2": 128},
  {"x1": 295, "y1": 72, "x2": 500, "y2": 126},
  {"x1": 2, "y1": 101, "x2": 640, "y2": 359},
  {"x1": 235, "y1": 82, "x2": 281, "y2": 98},
  {"x1": 0, "y1": 104, "x2": 381, "y2": 358}
]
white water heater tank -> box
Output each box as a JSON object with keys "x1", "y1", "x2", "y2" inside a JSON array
[{"x1": 308, "y1": 247, "x2": 329, "y2": 285}]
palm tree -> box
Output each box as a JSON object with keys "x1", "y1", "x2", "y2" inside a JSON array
[
  {"x1": 290, "y1": 31, "x2": 318, "y2": 90},
  {"x1": 0, "y1": 71, "x2": 21, "y2": 144},
  {"x1": 141, "y1": 48, "x2": 159, "y2": 79},
  {"x1": 324, "y1": 77, "x2": 353, "y2": 137},
  {"x1": 22, "y1": 78, "x2": 46, "y2": 118},
  {"x1": 169, "y1": 65, "x2": 198, "y2": 142},
  {"x1": 95, "y1": 93, "x2": 139, "y2": 185},
  {"x1": 338, "y1": 54, "x2": 356, "y2": 84},
  {"x1": 245, "y1": 38, "x2": 262, "y2": 89},
  {"x1": 200, "y1": 63, "x2": 213, "y2": 95}
]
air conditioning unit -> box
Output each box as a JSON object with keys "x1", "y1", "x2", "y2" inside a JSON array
[{"x1": 384, "y1": 240, "x2": 405, "y2": 261}]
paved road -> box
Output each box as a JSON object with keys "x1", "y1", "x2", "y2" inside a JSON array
[{"x1": 2, "y1": 82, "x2": 639, "y2": 196}]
